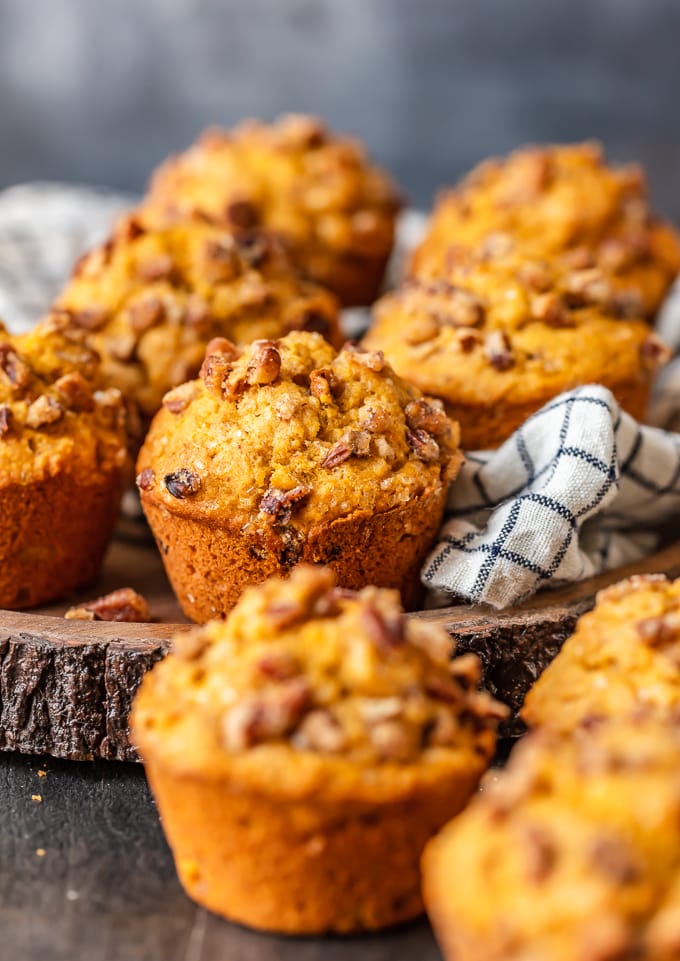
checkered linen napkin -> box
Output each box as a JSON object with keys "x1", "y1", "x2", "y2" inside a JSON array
[{"x1": 1, "y1": 183, "x2": 680, "y2": 609}]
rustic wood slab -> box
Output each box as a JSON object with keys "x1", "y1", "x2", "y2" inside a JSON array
[{"x1": 2, "y1": 536, "x2": 680, "y2": 761}]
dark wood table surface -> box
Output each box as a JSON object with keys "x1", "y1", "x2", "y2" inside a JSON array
[{"x1": 1, "y1": 750, "x2": 441, "y2": 961}]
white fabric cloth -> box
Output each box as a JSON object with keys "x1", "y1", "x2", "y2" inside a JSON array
[{"x1": 1, "y1": 183, "x2": 679, "y2": 609}]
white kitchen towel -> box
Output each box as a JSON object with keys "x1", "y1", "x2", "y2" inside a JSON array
[{"x1": 1, "y1": 182, "x2": 680, "y2": 608}]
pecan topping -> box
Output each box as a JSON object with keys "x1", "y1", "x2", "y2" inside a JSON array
[
  {"x1": 67, "y1": 307, "x2": 110, "y2": 331},
  {"x1": 259, "y1": 485, "x2": 311, "y2": 525},
  {"x1": 358, "y1": 697, "x2": 403, "y2": 725},
  {"x1": 54, "y1": 372, "x2": 94, "y2": 412},
  {"x1": 321, "y1": 430, "x2": 371, "y2": 468},
  {"x1": 407, "y1": 427, "x2": 440, "y2": 462},
  {"x1": 346, "y1": 346, "x2": 385, "y2": 372},
  {"x1": 119, "y1": 216, "x2": 146, "y2": 243},
  {"x1": 65, "y1": 587, "x2": 150, "y2": 623},
  {"x1": 0, "y1": 344, "x2": 30, "y2": 390},
  {"x1": 109, "y1": 333, "x2": 137, "y2": 362},
  {"x1": 138, "y1": 254, "x2": 175, "y2": 282},
  {"x1": 425, "y1": 675, "x2": 463, "y2": 704},
  {"x1": 561, "y1": 246, "x2": 595, "y2": 271},
  {"x1": 203, "y1": 236, "x2": 240, "y2": 281},
  {"x1": 294, "y1": 710, "x2": 347, "y2": 753},
  {"x1": 641, "y1": 334, "x2": 670, "y2": 368},
  {"x1": 480, "y1": 232, "x2": 514, "y2": 258},
  {"x1": 564, "y1": 268, "x2": 612, "y2": 308},
  {"x1": 597, "y1": 573, "x2": 667, "y2": 603},
  {"x1": 234, "y1": 231, "x2": 271, "y2": 268},
  {"x1": 524, "y1": 825, "x2": 558, "y2": 883},
  {"x1": 590, "y1": 837, "x2": 640, "y2": 885},
  {"x1": 221, "y1": 677, "x2": 311, "y2": 751},
  {"x1": 278, "y1": 526, "x2": 305, "y2": 568},
  {"x1": 517, "y1": 261, "x2": 552, "y2": 292},
  {"x1": 636, "y1": 613, "x2": 680, "y2": 646},
  {"x1": 369, "y1": 719, "x2": 416, "y2": 761},
  {"x1": 309, "y1": 367, "x2": 343, "y2": 402},
  {"x1": 458, "y1": 328, "x2": 482, "y2": 353},
  {"x1": 129, "y1": 297, "x2": 165, "y2": 333},
  {"x1": 0, "y1": 405, "x2": 12, "y2": 437},
  {"x1": 200, "y1": 337, "x2": 240, "y2": 396},
  {"x1": 162, "y1": 383, "x2": 197, "y2": 415},
  {"x1": 136, "y1": 468, "x2": 155, "y2": 491},
  {"x1": 361, "y1": 604, "x2": 405, "y2": 651},
  {"x1": 405, "y1": 398, "x2": 451, "y2": 437},
  {"x1": 485, "y1": 330, "x2": 514, "y2": 371},
  {"x1": 427, "y1": 710, "x2": 459, "y2": 748},
  {"x1": 225, "y1": 198, "x2": 260, "y2": 230},
  {"x1": 611, "y1": 290, "x2": 644, "y2": 320},
  {"x1": 357, "y1": 403, "x2": 391, "y2": 434},
  {"x1": 246, "y1": 341, "x2": 281, "y2": 386},
  {"x1": 438, "y1": 288, "x2": 485, "y2": 328},
  {"x1": 449, "y1": 652, "x2": 482, "y2": 687},
  {"x1": 164, "y1": 469, "x2": 201, "y2": 499},
  {"x1": 25, "y1": 395, "x2": 63, "y2": 429},
  {"x1": 256, "y1": 650, "x2": 301, "y2": 680},
  {"x1": 531, "y1": 292, "x2": 568, "y2": 327}
]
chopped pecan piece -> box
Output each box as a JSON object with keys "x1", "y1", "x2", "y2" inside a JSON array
[
  {"x1": 259, "y1": 485, "x2": 312, "y2": 525},
  {"x1": 466, "y1": 691, "x2": 510, "y2": 722},
  {"x1": 346, "y1": 345, "x2": 385, "y2": 372},
  {"x1": 66, "y1": 307, "x2": 110, "y2": 331},
  {"x1": 119, "y1": 215, "x2": 146, "y2": 242},
  {"x1": 257, "y1": 650, "x2": 301, "y2": 680},
  {"x1": 517, "y1": 261, "x2": 552, "y2": 292},
  {"x1": 369, "y1": 719, "x2": 417, "y2": 761},
  {"x1": 437, "y1": 288, "x2": 485, "y2": 328},
  {"x1": 109, "y1": 333, "x2": 137, "y2": 362},
  {"x1": 278, "y1": 526, "x2": 305, "y2": 568},
  {"x1": 531, "y1": 292, "x2": 568, "y2": 326},
  {"x1": 357, "y1": 403, "x2": 391, "y2": 433},
  {"x1": 54, "y1": 372, "x2": 94, "y2": 412},
  {"x1": 358, "y1": 697, "x2": 403, "y2": 725},
  {"x1": 129, "y1": 297, "x2": 165, "y2": 333},
  {"x1": 322, "y1": 430, "x2": 371, "y2": 468},
  {"x1": 136, "y1": 467, "x2": 155, "y2": 491},
  {"x1": 407, "y1": 427, "x2": 440, "y2": 462},
  {"x1": 221, "y1": 677, "x2": 311, "y2": 751},
  {"x1": 164, "y1": 469, "x2": 201, "y2": 499},
  {"x1": 449, "y1": 652, "x2": 482, "y2": 687},
  {"x1": 361, "y1": 604, "x2": 405, "y2": 651},
  {"x1": 479, "y1": 232, "x2": 513, "y2": 258},
  {"x1": 203, "y1": 236, "x2": 240, "y2": 281},
  {"x1": 162, "y1": 383, "x2": 197, "y2": 415},
  {"x1": 611, "y1": 290, "x2": 644, "y2": 320},
  {"x1": 485, "y1": 330, "x2": 514, "y2": 371},
  {"x1": 247, "y1": 341, "x2": 281, "y2": 386},
  {"x1": 564, "y1": 268, "x2": 612, "y2": 307},
  {"x1": 309, "y1": 367, "x2": 343, "y2": 402},
  {"x1": 458, "y1": 327, "x2": 481, "y2": 353},
  {"x1": 561, "y1": 246, "x2": 595, "y2": 271},
  {"x1": 25, "y1": 394, "x2": 63, "y2": 429},
  {"x1": 278, "y1": 114, "x2": 327, "y2": 148},
  {"x1": 234, "y1": 231, "x2": 271, "y2": 268},
  {"x1": 225, "y1": 198, "x2": 260, "y2": 230},
  {"x1": 636, "y1": 613, "x2": 680, "y2": 646},
  {"x1": 425, "y1": 675, "x2": 463, "y2": 704},
  {"x1": 65, "y1": 587, "x2": 151, "y2": 623},
  {"x1": 427, "y1": 710, "x2": 459, "y2": 748},
  {"x1": 0, "y1": 344, "x2": 30, "y2": 390},
  {"x1": 524, "y1": 825, "x2": 558, "y2": 883},
  {"x1": 405, "y1": 398, "x2": 451, "y2": 437},
  {"x1": 0, "y1": 405, "x2": 12, "y2": 437},
  {"x1": 294, "y1": 710, "x2": 347, "y2": 753},
  {"x1": 590, "y1": 836, "x2": 640, "y2": 884},
  {"x1": 641, "y1": 334, "x2": 670, "y2": 368},
  {"x1": 138, "y1": 254, "x2": 175, "y2": 282},
  {"x1": 200, "y1": 337, "x2": 240, "y2": 396}
]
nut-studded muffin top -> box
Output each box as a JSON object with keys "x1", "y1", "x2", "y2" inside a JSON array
[
  {"x1": 56, "y1": 214, "x2": 341, "y2": 421},
  {"x1": 136, "y1": 331, "x2": 462, "y2": 526},
  {"x1": 140, "y1": 114, "x2": 401, "y2": 305},
  {"x1": 523, "y1": 574, "x2": 680, "y2": 733},
  {"x1": 411, "y1": 142, "x2": 680, "y2": 319},
  {"x1": 363, "y1": 248, "x2": 667, "y2": 410},
  {"x1": 132, "y1": 565, "x2": 506, "y2": 795},
  {"x1": 0, "y1": 314, "x2": 128, "y2": 483},
  {"x1": 423, "y1": 714, "x2": 680, "y2": 961}
]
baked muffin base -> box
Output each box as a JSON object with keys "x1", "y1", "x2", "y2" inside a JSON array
[
  {"x1": 0, "y1": 472, "x2": 122, "y2": 609},
  {"x1": 142, "y1": 484, "x2": 448, "y2": 620},
  {"x1": 446, "y1": 375, "x2": 651, "y2": 450},
  {"x1": 142, "y1": 756, "x2": 483, "y2": 934}
]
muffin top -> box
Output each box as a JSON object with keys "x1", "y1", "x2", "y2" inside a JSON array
[
  {"x1": 141, "y1": 115, "x2": 401, "y2": 303},
  {"x1": 132, "y1": 565, "x2": 506, "y2": 797},
  {"x1": 411, "y1": 142, "x2": 680, "y2": 319},
  {"x1": 424, "y1": 713, "x2": 680, "y2": 961},
  {"x1": 363, "y1": 249, "x2": 667, "y2": 409},
  {"x1": 523, "y1": 574, "x2": 680, "y2": 733},
  {"x1": 0, "y1": 313, "x2": 128, "y2": 484},
  {"x1": 56, "y1": 214, "x2": 341, "y2": 420},
  {"x1": 136, "y1": 331, "x2": 462, "y2": 527}
]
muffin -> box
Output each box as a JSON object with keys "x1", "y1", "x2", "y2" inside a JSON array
[
  {"x1": 0, "y1": 313, "x2": 128, "y2": 608},
  {"x1": 137, "y1": 331, "x2": 462, "y2": 619},
  {"x1": 363, "y1": 248, "x2": 668, "y2": 448},
  {"x1": 55, "y1": 214, "x2": 341, "y2": 425},
  {"x1": 141, "y1": 114, "x2": 402, "y2": 306},
  {"x1": 411, "y1": 142, "x2": 680, "y2": 320},
  {"x1": 131, "y1": 564, "x2": 507, "y2": 933},
  {"x1": 423, "y1": 713, "x2": 680, "y2": 961},
  {"x1": 522, "y1": 573, "x2": 680, "y2": 733}
]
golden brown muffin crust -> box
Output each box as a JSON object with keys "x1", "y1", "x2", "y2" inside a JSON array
[
  {"x1": 141, "y1": 114, "x2": 402, "y2": 305},
  {"x1": 411, "y1": 142, "x2": 680, "y2": 319},
  {"x1": 56, "y1": 215, "x2": 341, "y2": 421}
]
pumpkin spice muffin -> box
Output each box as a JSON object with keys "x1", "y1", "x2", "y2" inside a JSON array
[
  {"x1": 0, "y1": 313, "x2": 128, "y2": 608},
  {"x1": 363, "y1": 247, "x2": 668, "y2": 448},
  {"x1": 141, "y1": 114, "x2": 402, "y2": 306},
  {"x1": 522, "y1": 574, "x2": 680, "y2": 733},
  {"x1": 411, "y1": 142, "x2": 680, "y2": 320},
  {"x1": 423, "y1": 713, "x2": 680, "y2": 961},
  {"x1": 55, "y1": 214, "x2": 341, "y2": 425},
  {"x1": 137, "y1": 331, "x2": 462, "y2": 619},
  {"x1": 131, "y1": 564, "x2": 507, "y2": 934}
]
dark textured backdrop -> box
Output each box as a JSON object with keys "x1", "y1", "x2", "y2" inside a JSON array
[{"x1": 0, "y1": 0, "x2": 679, "y2": 214}]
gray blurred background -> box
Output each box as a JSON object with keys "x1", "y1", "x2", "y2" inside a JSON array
[{"x1": 0, "y1": 0, "x2": 679, "y2": 216}]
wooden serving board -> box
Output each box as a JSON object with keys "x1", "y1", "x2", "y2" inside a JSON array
[{"x1": 2, "y1": 536, "x2": 680, "y2": 763}]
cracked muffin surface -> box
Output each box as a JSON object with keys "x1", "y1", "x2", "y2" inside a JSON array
[
  {"x1": 523, "y1": 574, "x2": 680, "y2": 733},
  {"x1": 56, "y1": 214, "x2": 341, "y2": 425},
  {"x1": 423, "y1": 713, "x2": 680, "y2": 961},
  {"x1": 141, "y1": 114, "x2": 401, "y2": 306},
  {"x1": 131, "y1": 565, "x2": 506, "y2": 934},
  {"x1": 363, "y1": 247, "x2": 667, "y2": 448},
  {"x1": 411, "y1": 142, "x2": 680, "y2": 320},
  {"x1": 137, "y1": 331, "x2": 462, "y2": 618},
  {"x1": 0, "y1": 313, "x2": 128, "y2": 607}
]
